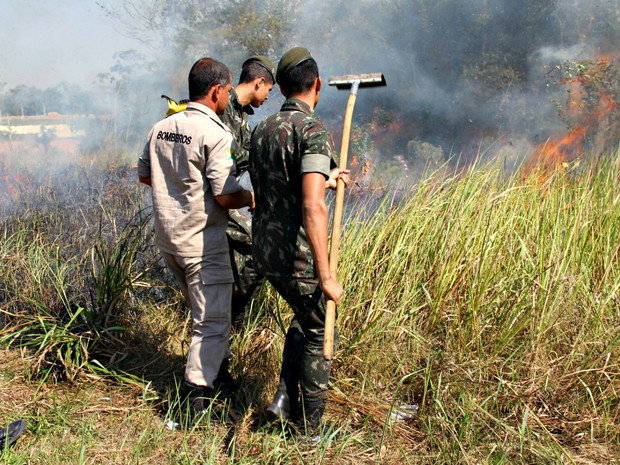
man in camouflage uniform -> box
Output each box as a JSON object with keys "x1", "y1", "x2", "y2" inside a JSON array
[
  {"x1": 220, "y1": 56, "x2": 276, "y2": 328},
  {"x1": 249, "y1": 47, "x2": 350, "y2": 438}
]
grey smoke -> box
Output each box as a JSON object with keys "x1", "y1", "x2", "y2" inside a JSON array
[{"x1": 3, "y1": 0, "x2": 620, "y2": 171}]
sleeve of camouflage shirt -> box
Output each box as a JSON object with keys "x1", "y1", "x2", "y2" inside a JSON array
[
  {"x1": 300, "y1": 119, "x2": 334, "y2": 177},
  {"x1": 220, "y1": 95, "x2": 251, "y2": 174},
  {"x1": 204, "y1": 124, "x2": 240, "y2": 196}
]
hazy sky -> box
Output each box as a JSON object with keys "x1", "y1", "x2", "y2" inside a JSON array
[{"x1": 0, "y1": 0, "x2": 146, "y2": 89}]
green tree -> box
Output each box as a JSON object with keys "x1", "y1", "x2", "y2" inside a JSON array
[
  {"x1": 0, "y1": 85, "x2": 45, "y2": 116},
  {"x1": 100, "y1": 0, "x2": 297, "y2": 72}
]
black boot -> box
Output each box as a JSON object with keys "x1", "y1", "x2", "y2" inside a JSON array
[
  {"x1": 214, "y1": 358, "x2": 238, "y2": 401},
  {"x1": 266, "y1": 379, "x2": 291, "y2": 420},
  {"x1": 298, "y1": 398, "x2": 324, "y2": 434},
  {"x1": 187, "y1": 384, "x2": 216, "y2": 419},
  {"x1": 266, "y1": 362, "x2": 300, "y2": 420},
  {"x1": 0, "y1": 419, "x2": 26, "y2": 448},
  {"x1": 296, "y1": 398, "x2": 327, "y2": 445}
]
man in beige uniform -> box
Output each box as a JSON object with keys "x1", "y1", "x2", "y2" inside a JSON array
[{"x1": 138, "y1": 57, "x2": 254, "y2": 416}]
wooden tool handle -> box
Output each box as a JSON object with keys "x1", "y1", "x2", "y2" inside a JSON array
[
  {"x1": 324, "y1": 90, "x2": 358, "y2": 361},
  {"x1": 323, "y1": 300, "x2": 337, "y2": 360}
]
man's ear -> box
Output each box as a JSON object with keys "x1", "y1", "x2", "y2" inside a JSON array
[
  {"x1": 315, "y1": 76, "x2": 322, "y2": 93},
  {"x1": 255, "y1": 77, "x2": 265, "y2": 89},
  {"x1": 212, "y1": 84, "x2": 222, "y2": 102}
]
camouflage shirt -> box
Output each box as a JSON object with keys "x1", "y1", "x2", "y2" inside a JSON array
[
  {"x1": 220, "y1": 88, "x2": 254, "y2": 174},
  {"x1": 250, "y1": 98, "x2": 335, "y2": 279}
]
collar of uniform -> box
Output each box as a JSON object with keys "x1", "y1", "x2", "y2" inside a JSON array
[
  {"x1": 186, "y1": 101, "x2": 220, "y2": 119},
  {"x1": 281, "y1": 98, "x2": 313, "y2": 115},
  {"x1": 230, "y1": 88, "x2": 255, "y2": 116},
  {"x1": 186, "y1": 101, "x2": 230, "y2": 132}
]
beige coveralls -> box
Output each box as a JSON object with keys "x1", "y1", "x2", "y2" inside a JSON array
[{"x1": 138, "y1": 102, "x2": 242, "y2": 388}]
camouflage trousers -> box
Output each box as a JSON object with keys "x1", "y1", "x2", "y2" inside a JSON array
[
  {"x1": 267, "y1": 276, "x2": 339, "y2": 403},
  {"x1": 226, "y1": 209, "x2": 264, "y2": 326}
]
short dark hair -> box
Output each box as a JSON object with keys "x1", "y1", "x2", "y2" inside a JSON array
[
  {"x1": 239, "y1": 61, "x2": 275, "y2": 85},
  {"x1": 188, "y1": 57, "x2": 231, "y2": 100},
  {"x1": 278, "y1": 58, "x2": 319, "y2": 97}
]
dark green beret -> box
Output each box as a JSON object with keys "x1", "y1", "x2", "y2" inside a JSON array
[
  {"x1": 243, "y1": 55, "x2": 276, "y2": 82},
  {"x1": 276, "y1": 47, "x2": 313, "y2": 84}
]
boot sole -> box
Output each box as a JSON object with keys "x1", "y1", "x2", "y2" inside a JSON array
[{"x1": 265, "y1": 404, "x2": 290, "y2": 420}]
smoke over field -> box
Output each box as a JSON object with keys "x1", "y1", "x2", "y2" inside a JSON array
[
  {"x1": 97, "y1": 0, "x2": 620, "y2": 185},
  {"x1": 2, "y1": 0, "x2": 620, "y2": 190},
  {"x1": 291, "y1": 0, "x2": 620, "y2": 179}
]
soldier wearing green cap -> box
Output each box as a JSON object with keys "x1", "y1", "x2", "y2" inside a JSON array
[
  {"x1": 221, "y1": 55, "x2": 276, "y2": 173},
  {"x1": 220, "y1": 55, "x2": 276, "y2": 333},
  {"x1": 250, "y1": 47, "x2": 350, "y2": 440}
]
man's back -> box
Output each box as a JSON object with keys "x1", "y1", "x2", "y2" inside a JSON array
[
  {"x1": 142, "y1": 102, "x2": 234, "y2": 257},
  {"x1": 250, "y1": 98, "x2": 334, "y2": 279}
]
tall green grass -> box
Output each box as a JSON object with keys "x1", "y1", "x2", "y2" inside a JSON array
[
  {"x1": 332, "y1": 156, "x2": 620, "y2": 462},
  {"x1": 1, "y1": 151, "x2": 619, "y2": 463}
]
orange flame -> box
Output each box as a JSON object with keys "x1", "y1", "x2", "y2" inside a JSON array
[
  {"x1": 526, "y1": 55, "x2": 619, "y2": 176},
  {"x1": 527, "y1": 126, "x2": 587, "y2": 173}
]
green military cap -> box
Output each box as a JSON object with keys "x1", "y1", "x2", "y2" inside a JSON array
[
  {"x1": 276, "y1": 47, "x2": 313, "y2": 84},
  {"x1": 243, "y1": 55, "x2": 276, "y2": 82}
]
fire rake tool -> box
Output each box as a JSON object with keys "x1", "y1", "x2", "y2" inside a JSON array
[{"x1": 324, "y1": 73, "x2": 386, "y2": 361}]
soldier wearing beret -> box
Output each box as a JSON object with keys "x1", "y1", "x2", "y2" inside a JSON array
[
  {"x1": 249, "y1": 47, "x2": 350, "y2": 440},
  {"x1": 221, "y1": 56, "x2": 276, "y2": 173},
  {"x1": 220, "y1": 56, "x2": 276, "y2": 337}
]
